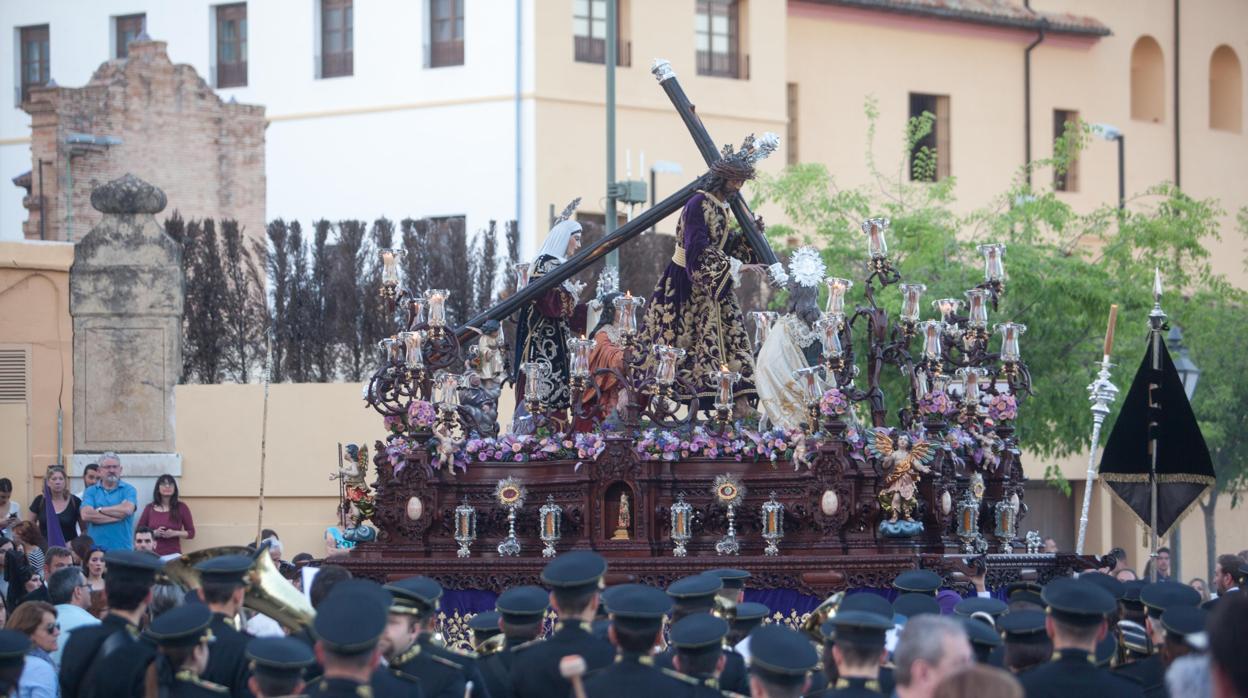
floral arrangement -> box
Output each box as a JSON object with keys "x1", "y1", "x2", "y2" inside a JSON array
[
  {"x1": 344, "y1": 482, "x2": 375, "y2": 522},
  {"x1": 819, "y1": 388, "x2": 849, "y2": 417},
  {"x1": 986, "y1": 393, "x2": 1018, "y2": 422},
  {"x1": 635, "y1": 425, "x2": 802, "y2": 463},
  {"x1": 382, "y1": 400, "x2": 436, "y2": 434},
  {"x1": 917, "y1": 390, "x2": 954, "y2": 418}
]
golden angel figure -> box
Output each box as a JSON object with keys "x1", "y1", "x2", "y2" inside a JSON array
[{"x1": 868, "y1": 430, "x2": 937, "y2": 523}]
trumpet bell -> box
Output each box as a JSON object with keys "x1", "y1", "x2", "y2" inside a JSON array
[
  {"x1": 246, "y1": 545, "x2": 316, "y2": 632},
  {"x1": 801, "y1": 592, "x2": 844, "y2": 643},
  {"x1": 476, "y1": 633, "x2": 506, "y2": 656},
  {"x1": 161, "y1": 546, "x2": 253, "y2": 590}
]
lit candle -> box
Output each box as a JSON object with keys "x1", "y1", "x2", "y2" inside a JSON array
[
  {"x1": 567, "y1": 335, "x2": 594, "y2": 378},
  {"x1": 613, "y1": 291, "x2": 644, "y2": 336},
  {"x1": 544, "y1": 512, "x2": 554, "y2": 537},
  {"x1": 978, "y1": 243, "x2": 1006, "y2": 282},
  {"x1": 918, "y1": 320, "x2": 945, "y2": 361},
  {"x1": 816, "y1": 313, "x2": 844, "y2": 359},
  {"x1": 398, "y1": 331, "x2": 424, "y2": 369},
  {"x1": 957, "y1": 367, "x2": 986, "y2": 404},
  {"x1": 932, "y1": 298, "x2": 962, "y2": 324},
  {"x1": 514, "y1": 262, "x2": 531, "y2": 289},
  {"x1": 766, "y1": 507, "x2": 778, "y2": 535},
  {"x1": 425, "y1": 289, "x2": 449, "y2": 327},
  {"x1": 862, "y1": 218, "x2": 890, "y2": 258},
  {"x1": 408, "y1": 296, "x2": 427, "y2": 328},
  {"x1": 378, "y1": 337, "x2": 400, "y2": 363},
  {"x1": 900, "y1": 283, "x2": 926, "y2": 323},
  {"x1": 825, "y1": 278, "x2": 853, "y2": 315},
  {"x1": 964, "y1": 289, "x2": 989, "y2": 329},
  {"x1": 380, "y1": 248, "x2": 404, "y2": 287},
  {"x1": 995, "y1": 322, "x2": 1027, "y2": 363}
]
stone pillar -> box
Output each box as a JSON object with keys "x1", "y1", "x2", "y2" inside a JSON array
[{"x1": 70, "y1": 174, "x2": 183, "y2": 509}]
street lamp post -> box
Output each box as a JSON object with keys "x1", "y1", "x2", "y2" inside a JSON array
[
  {"x1": 1094, "y1": 123, "x2": 1125, "y2": 210},
  {"x1": 1164, "y1": 324, "x2": 1200, "y2": 577}
]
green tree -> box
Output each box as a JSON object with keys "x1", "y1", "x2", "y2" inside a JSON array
[{"x1": 753, "y1": 99, "x2": 1247, "y2": 573}]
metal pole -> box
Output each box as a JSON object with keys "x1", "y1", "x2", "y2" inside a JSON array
[
  {"x1": 1117, "y1": 135, "x2": 1126, "y2": 211},
  {"x1": 604, "y1": 0, "x2": 618, "y2": 271},
  {"x1": 650, "y1": 168, "x2": 657, "y2": 234},
  {"x1": 514, "y1": 0, "x2": 522, "y2": 249},
  {"x1": 1147, "y1": 268, "x2": 1166, "y2": 581},
  {"x1": 1077, "y1": 305, "x2": 1119, "y2": 555}
]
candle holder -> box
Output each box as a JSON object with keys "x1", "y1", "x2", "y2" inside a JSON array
[
  {"x1": 994, "y1": 494, "x2": 1019, "y2": 553},
  {"x1": 792, "y1": 366, "x2": 824, "y2": 429},
  {"x1": 495, "y1": 478, "x2": 526, "y2": 557},
  {"x1": 380, "y1": 248, "x2": 405, "y2": 301},
  {"x1": 956, "y1": 473, "x2": 988, "y2": 554},
  {"x1": 760, "y1": 492, "x2": 784, "y2": 556},
  {"x1": 433, "y1": 371, "x2": 462, "y2": 428},
  {"x1": 567, "y1": 335, "x2": 594, "y2": 394},
  {"x1": 955, "y1": 367, "x2": 987, "y2": 422},
  {"x1": 454, "y1": 497, "x2": 477, "y2": 558},
  {"x1": 932, "y1": 298, "x2": 962, "y2": 324},
  {"x1": 378, "y1": 337, "x2": 402, "y2": 367},
  {"x1": 671, "y1": 494, "x2": 693, "y2": 557},
  {"x1": 425, "y1": 289, "x2": 450, "y2": 332},
  {"x1": 862, "y1": 218, "x2": 897, "y2": 277},
  {"x1": 824, "y1": 278, "x2": 854, "y2": 316},
  {"x1": 963, "y1": 289, "x2": 990, "y2": 347},
  {"x1": 749, "y1": 311, "x2": 778, "y2": 352},
  {"x1": 613, "y1": 292, "x2": 644, "y2": 336},
  {"x1": 816, "y1": 313, "x2": 845, "y2": 374},
  {"x1": 899, "y1": 283, "x2": 926, "y2": 332},
  {"x1": 539, "y1": 495, "x2": 562, "y2": 558},
  {"x1": 995, "y1": 322, "x2": 1026, "y2": 364},
  {"x1": 978, "y1": 243, "x2": 1007, "y2": 303},
  {"x1": 398, "y1": 330, "x2": 426, "y2": 378},
  {"x1": 712, "y1": 474, "x2": 746, "y2": 556},
  {"x1": 520, "y1": 361, "x2": 552, "y2": 415}
]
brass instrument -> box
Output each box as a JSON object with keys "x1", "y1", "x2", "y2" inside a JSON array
[
  {"x1": 801, "y1": 592, "x2": 844, "y2": 643},
  {"x1": 475, "y1": 633, "x2": 506, "y2": 656},
  {"x1": 711, "y1": 594, "x2": 738, "y2": 623},
  {"x1": 162, "y1": 543, "x2": 315, "y2": 631}
]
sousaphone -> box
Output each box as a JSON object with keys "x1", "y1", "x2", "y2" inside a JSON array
[{"x1": 163, "y1": 542, "x2": 315, "y2": 631}]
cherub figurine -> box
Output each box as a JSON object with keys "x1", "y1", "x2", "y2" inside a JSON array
[
  {"x1": 333, "y1": 443, "x2": 368, "y2": 486},
  {"x1": 868, "y1": 429, "x2": 937, "y2": 523},
  {"x1": 432, "y1": 420, "x2": 465, "y2": 472},
  {"x1": 468, "y1": 319, "x2": 507, "y2": 391}
]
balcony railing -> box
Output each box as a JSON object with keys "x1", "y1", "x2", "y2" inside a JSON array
[
  {"x1": 217, "y1": 61, "x2": 248, "y2": 88},
  {"x1": 321, "y1": 51, "x2": 353, "y2": 78},
  {"x1": 430, "y1": 39, "x2": 464, "y2": 68},
  {"x1": 574, "y1": 36, "x2": 631, "y2": 67},
  {"x1": 696, "y1": 50, "x2": 748, "y2": 80}
]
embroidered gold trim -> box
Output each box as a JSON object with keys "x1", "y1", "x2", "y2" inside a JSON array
[{"x1": 672, "y1": 246, "x2": 687, "y2": 268}]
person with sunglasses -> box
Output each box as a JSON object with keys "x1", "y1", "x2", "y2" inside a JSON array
[
  {"x1": 47, "y1": 566, "x2": 99, "y2": 668},
  {"x1": 5, "y1": 600, "x2": 59, "y2": 696}
]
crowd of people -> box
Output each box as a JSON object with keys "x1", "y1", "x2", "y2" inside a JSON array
[{"x1": 0, "y1": 535, "x2": 1238, "y2": 697}]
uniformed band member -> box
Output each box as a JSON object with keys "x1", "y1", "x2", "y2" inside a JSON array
[
  {"x1": 60, "y1": 549, "x2": 164, "y2": 698},
  {"x1": 381, "y1": 575, "x2": 482, "y2": 698},
  {"x1": 654, "y1": 574, "x2": 749, "y2": 694},
  {"x1": 469, "y1": 612, "x2": 503, "y2": 652},
  {"x1": 667, "y1": 613, "x2": 741, "y2": 697},
  {"x1": 246, "y1": 637, "x2": 316, "y2": 698},
  {"x1": 892, "y1": 570, "x2": 941, "y2": 596},
  {"x1": 145, "y1": 603, "x2": 229, "y2": 697},
  {"x1": 1114, "y1": 581, "x2": 1201, "y2": 696},
  {"x1": 1157, "y1": 606, "x2": 1208, "y2": 674},
  {"x1": 0, "y1": 630, "x2": 30, "y2": 696},
  {"x1": 995, "y1": 609, "x2": 1051, "y2": 674},
  {"x1": 194, "y1": 554, "x2": 257, "y2": 698},
  {"x1": 727, "y1": 601, "x2": 768, "y2": 658},
  {"x1": 704, "y1": 568, "x2": 751, "y2": 606},
  {"x1": 745, "y1": 624, "x2": 819, "y2": 698},
  {"x1": 477, "y1": 585, "x2": 549, "y2": 698},
  {"x1": 893, "y1": 593, "x2": 939, "y2": 620},
  {"x1": 583, "y1": 583, "x2": 693, "y2": 696},
  {"x1": 306, "y1": 580, "x2": 388, "y2": 697},
  {"x1": 807, "y1": 610, "x2": 891, "y2": 697},
  {"x1": 953, "y1": 596, "x2": 1007, "y2": 622},
  {"x1": 1017, "y1": 577, "x2": 1144, "y2": 698},
  {"x1": 509, "y1": 551, "x2": 615, "y2": 698},
  {"x1": 960, "y1": 616, "x2": 1003, "y2": 666},
  {"x1": 1004, "y1": 581, "x2": 1045, "y2": 611}
]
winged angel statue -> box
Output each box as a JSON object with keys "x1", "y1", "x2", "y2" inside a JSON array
[{"x1": 868, "y1": 429, "x2": 937, "y2": 525}]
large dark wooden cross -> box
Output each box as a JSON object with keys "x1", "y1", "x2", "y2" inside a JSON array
[{"x1": 456, "y1": 59, "x2": 784, "y2": 341}]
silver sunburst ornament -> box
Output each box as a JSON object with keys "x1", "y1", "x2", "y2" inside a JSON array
[
  {"x1": 712, "y1": 474, "x2": 746, "y2": 556},
  {"x1": 495, "y1": 478, "x2": 526, "y2": 557}
]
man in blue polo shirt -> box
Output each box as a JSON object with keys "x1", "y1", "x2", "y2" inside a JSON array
[{"x1": 80, "y1": 452, "x2": 137, "y2": 550}]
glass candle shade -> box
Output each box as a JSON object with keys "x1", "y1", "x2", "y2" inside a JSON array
[
  {"x1": 825, "y1": 278, "x2": 854, "y2": 315},
  {"x1": 407, "y1": 296, "x2": 427, "y2": 328},
  {"x1": 398, "y1": 331, "x2": 424, "y2": 370},
  {"x1": 454, "y1": 499, "x2": 477, "y2": 543},
  {"x1": 918, "y1": 320, "x2": 945, "y2": 361},
  {"x1": 762, "y1": 494, "x2": 784, "y2": 537},
  {"x1": 900, "y1": 283, "x2": 927, "y2": 323},
  {"x1": 514, "y1": 262, "x2": 531, "y2": 290},
  {"x1": 964, "y1": 289, "x2": 990, "y2": 329},
  {"x1": 750, "y1": 311, "x2": 778, "y2": 348},
  {"x1": 932, "y1": 298, "x2": 962, "y2": 324},
  {"x1": 956, "y1": 367, "x2": 987, "y2": 404},
  {"x1": 816, "y1": 313, "x2": 844, "y2": 359},
  {"x1": 539, "y1": 495, "x2": 562, "y2": 545},
  {"x1": 978, "y1": 243, "x2": 1006, "y2": 282},
  {"x1": 792, "y1": 366, "x2": 824, "y2": 403},
  {"x1": 380, "y1": 248, "x2": 404, "y2": 287},
  {"x1": 654, "y1": 345, "x2": 686, "y2": 386},
  {"x1": 932, "y1": 373, "x2": 953, "y2": 397},
  {"x1": 434, "y1": 372, "x2": 461, "y2": 409},
  {"x1": 995, "y1": 322, "x2": 1027, "y2": 363},
  {"x1": 567, "y1": 336, "x2": 594, "y2": 378},
  {"x1": 862, "y1": 218, "x2": 890, "y2": 258},
  {"x1": 613, "y1": 292, "x2": 645, "y2": 336},
  {"x1": 425, "y1": 289, "x2": 450, "y2": 327},
  {"x1": 379, "y1": 337, "x2": 400, "y2": 364},
  {"x1": 716, "y1": 365, "x2": 741, "y2": 407},
  {"x1": 521, "y1": 362, "x2": 549, "y2": 402}
]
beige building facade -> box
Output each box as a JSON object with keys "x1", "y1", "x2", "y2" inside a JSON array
[{"x1": 1, "y1": 0, "x2": 1246, "y2": 571}]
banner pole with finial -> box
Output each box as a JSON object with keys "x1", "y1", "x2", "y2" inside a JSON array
[
  {"x1": 256, "y1": 335, "x2": 272, "y2": 545},
  {"x1": 1076, "y1": 304, "x2": 1121, "y2": 555},
  {"x1": 1146, "y1": 267, "x2": 1166, "y2": 580}
]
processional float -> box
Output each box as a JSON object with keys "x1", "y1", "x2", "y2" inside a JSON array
[{"x1": 339, "y1": 59, "x2": 1098, "y2": 596}]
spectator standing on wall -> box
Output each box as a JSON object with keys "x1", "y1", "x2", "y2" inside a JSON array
[
  {"x1": 79, "y1": 453, "x2": 137, "y2": 552},
  {"x1": 72, "y1": 465, "x2": 99, "y2": 500},
  {"x1": 136, "y1": 475, "x2": 195, "y2": 557},
  {"x1": 0, "y1": 480, "x2": 21, "y2": 543}
]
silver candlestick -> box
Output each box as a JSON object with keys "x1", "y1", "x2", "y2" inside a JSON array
[
  {"x1": 716, "y1": 504, "x2": 740, "y2": 556},
  {"x1": 671, "y1": 494, "x2": 692, "y2": 557}
]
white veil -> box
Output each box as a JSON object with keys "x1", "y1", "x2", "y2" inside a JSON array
[{"x1": 532, "y1": 219, "x2": 583, "y2": 266}]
